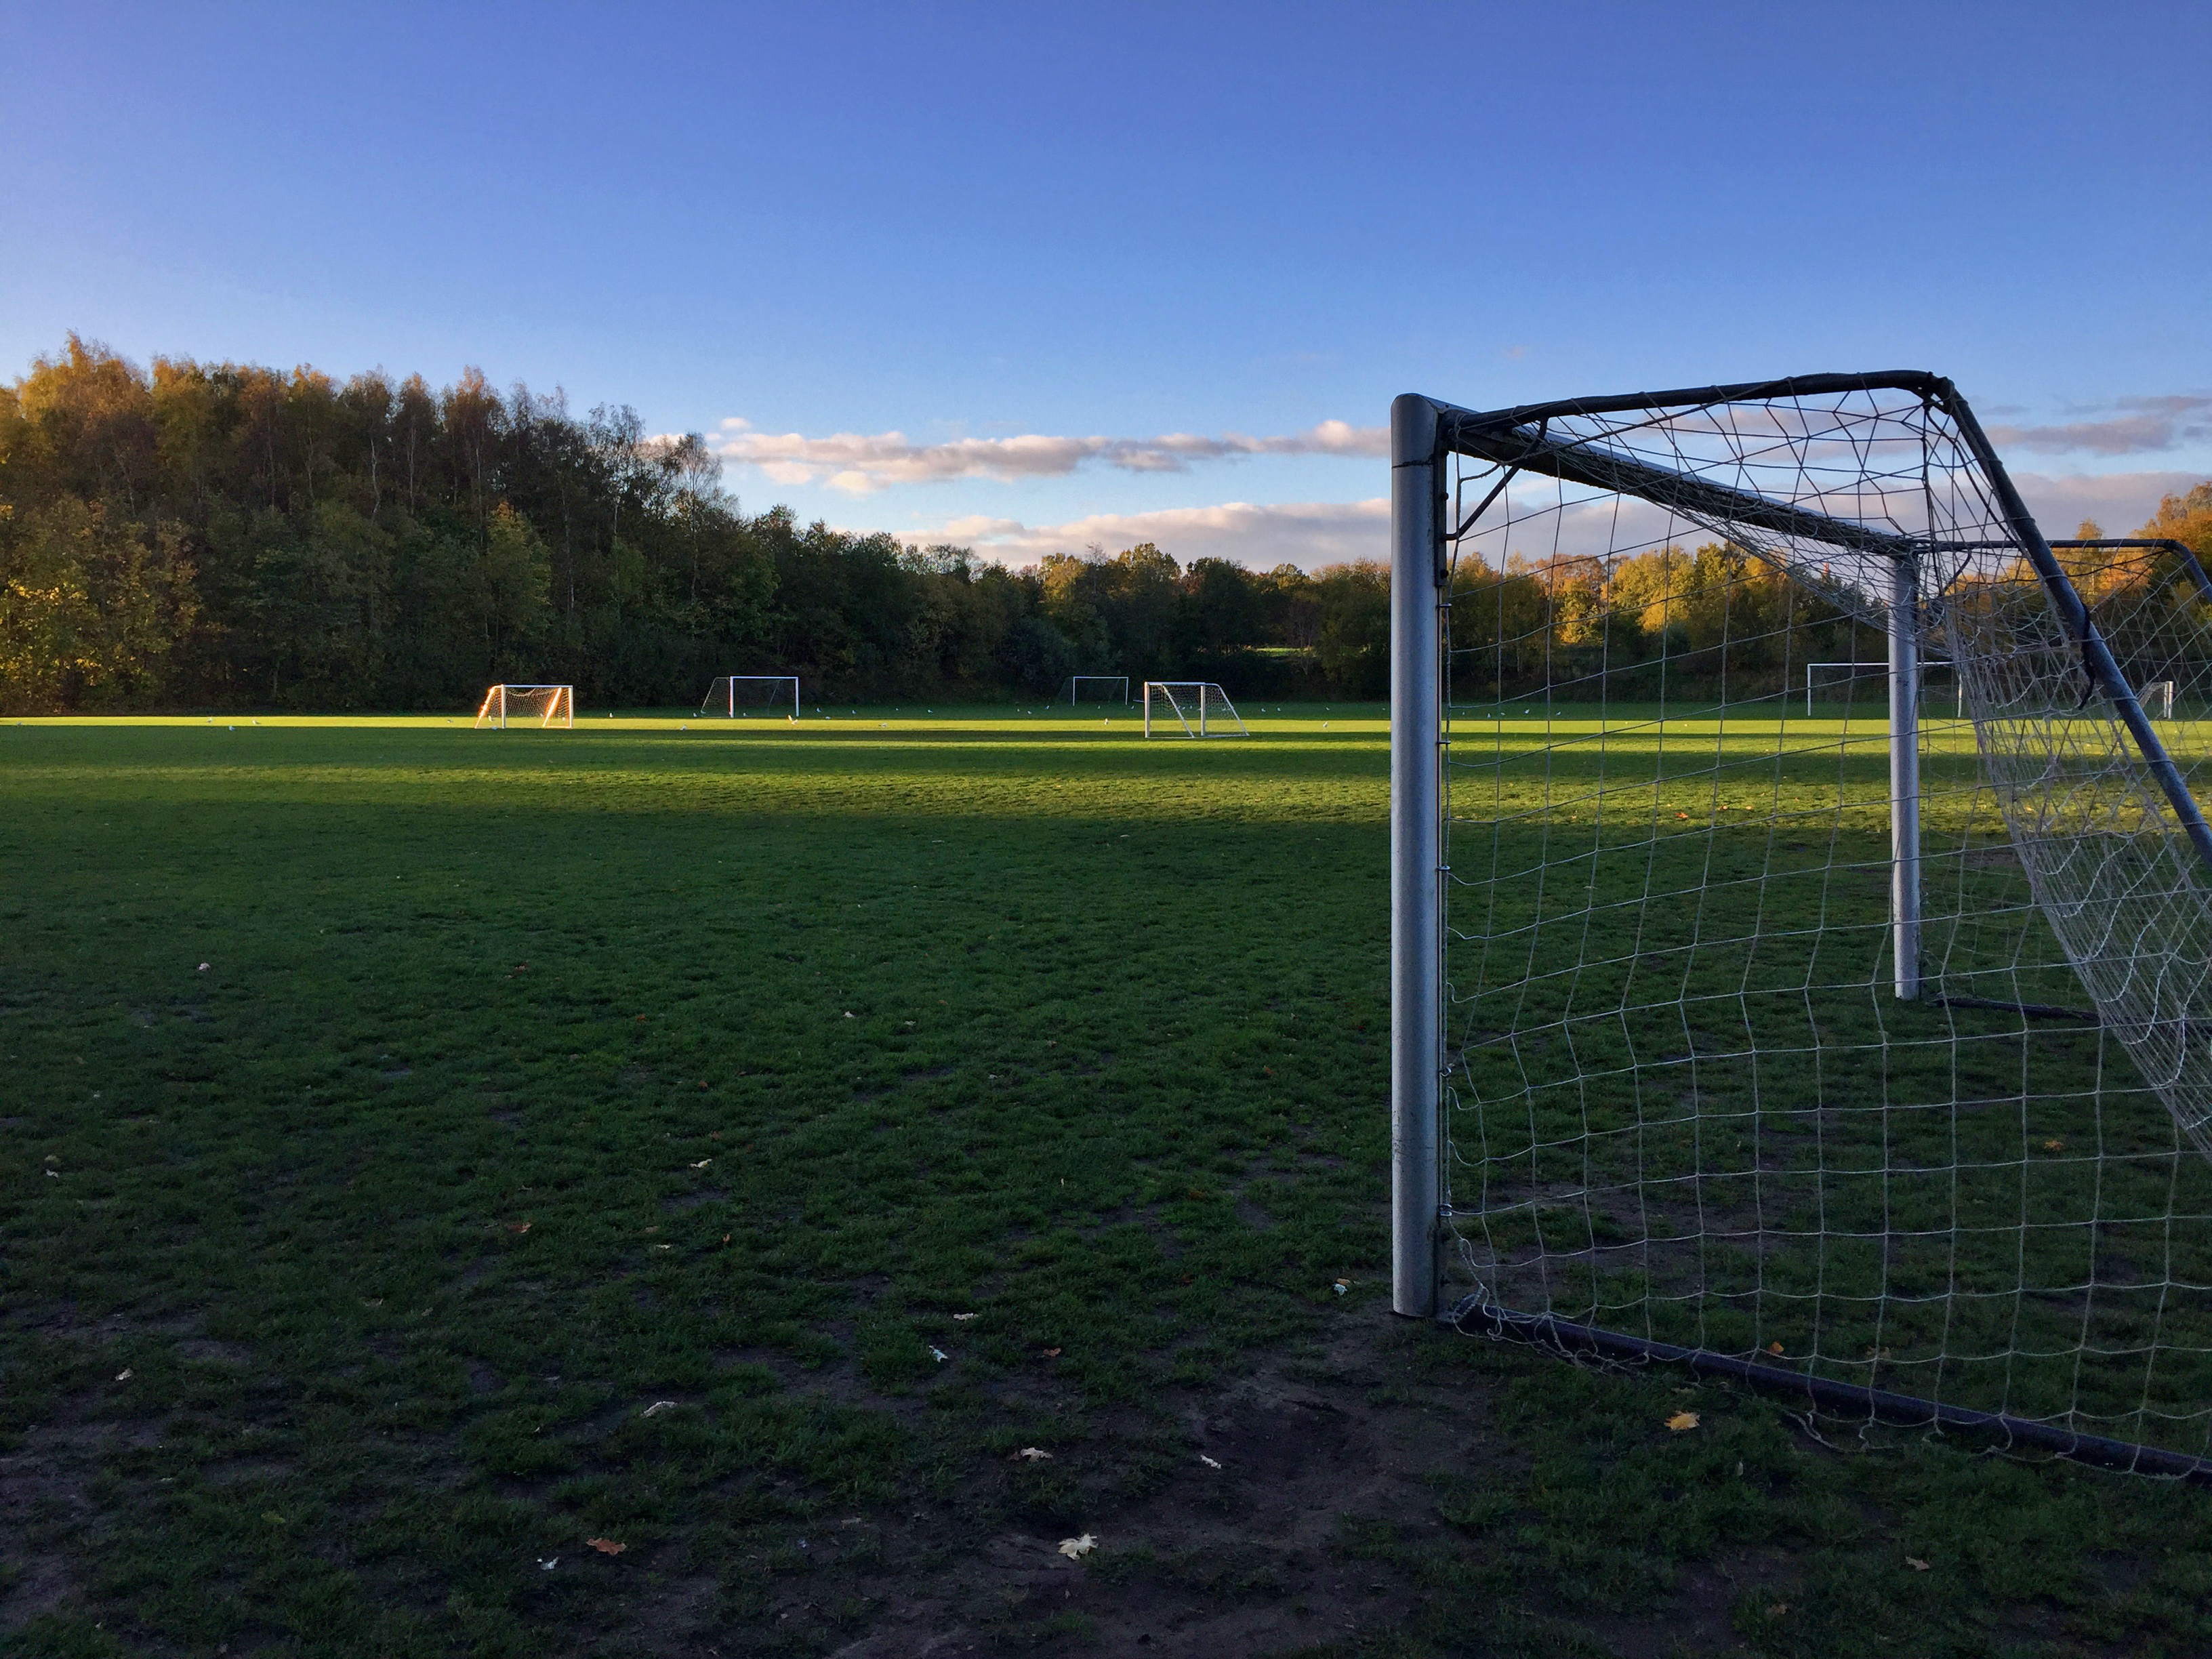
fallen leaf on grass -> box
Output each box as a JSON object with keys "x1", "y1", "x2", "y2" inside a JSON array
[
  {"x1": 1906, "y1": 1556, "x2": 1930, "y2": 1571},
  {"x1": 1057, "y1": 1534, "x2": 1097, "y2": 1559},
  {"x1": 1665, "y1": 1411, "x2": 1700, "y2": 1431},
  {"x1": 508, "y1": 1222, "x2": 531, "y2": 1234},
  {"x1": 2043, "y1": 1139, "x2": 2064, "y2": 1151},
  {"x1": 1042, "y1": 1347, "x2": 1062, "y2": 1358},
  {"x1": 1766, "y1": 1341, "x2": 1784, "y2": 1355},
  {"x1": 642, "y1": 1400, "x2": 678, "y2": 1417},
  {"x1": 1017, "y1": 1447, "x2": 1052, "y2": 1461},
  {"x1": 588, "y1": 1538, "x2": 626, "y2": 1555},
  {"x1": 1766, "y1": 1603, "x2": 1790, "y2": 1616}
]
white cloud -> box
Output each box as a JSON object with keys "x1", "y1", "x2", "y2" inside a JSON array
[
  {"x1": 876, "y1": 498, "x2": 1390, "y2": 571},
  {"x1": 2011, "y1": 469, "x2": 2207, "y2": 537},
  {"x1": 1989, "y1": 396, "x2": 2212, "y2": 457},
  {"x1": 714, "y1": 417, "x2": 1385, "y2": 494}
]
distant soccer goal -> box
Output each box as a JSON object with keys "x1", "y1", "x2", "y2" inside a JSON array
[
  {"x1": 1063, "y1": 675, "x2": 1131, "y2": 705},
  {"x1": 1143, "y1": 681, "x2": 1248, "y2": 738},
  {"x1": 1391, "y1": 378, "x2": 2212, "y2": 1479},
  {"x1": 1805, "y1": 659, "x2": 1960, "y2": 716},
  {"x1": 474, "y1": 684, "x2": 573, "y2": 729},
  {"x1": 700, "y1": 675, "x2": 800, "y2": 719}
]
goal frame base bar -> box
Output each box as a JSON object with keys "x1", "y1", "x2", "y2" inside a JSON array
[{"x1": 1450, "y1": 1298, "x2": 2212, "y2": 1486}]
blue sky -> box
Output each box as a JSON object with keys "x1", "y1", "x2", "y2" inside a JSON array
[{"x1": 4, "y1": 1, "x2": 2209, "y2": 567}]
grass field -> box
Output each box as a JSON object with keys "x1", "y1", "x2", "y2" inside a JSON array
[
  {"x1": 1442, "y1": 704, "x2": 2212, "y2": 1453},
  {"x1": 5, "y1": 705, "x2": 2212, "y2": 1658}
]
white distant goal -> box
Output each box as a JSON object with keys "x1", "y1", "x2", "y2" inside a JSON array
[
  {"x1": 1143, "y1": 681, "x2": 1248, "y2": 738},
  {"x1": 700, "y1": 676, "x2": 800, "y2": 718},
  {"x1": 1063, "y1": 675, "x2": 1131, "y2": 705},
  {"x1": 1805, "y1": 659, "x2": 1961, "y2": 716},
  {"x1": 474, "y1": 684, "x2": 573, "y2": 729}
]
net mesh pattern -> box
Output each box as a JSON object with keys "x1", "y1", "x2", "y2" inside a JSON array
[{"x1": 1437, "y1": 383, "x2": 2212, "y2": 1462}]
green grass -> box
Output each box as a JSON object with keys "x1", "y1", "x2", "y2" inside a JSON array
[
  {"x1": 1444, "y1": 703, "x2": 2212, "y2": 1448},
  {"x1": 3, "y1": 705, "x2": 2212, "y2": 1657}
]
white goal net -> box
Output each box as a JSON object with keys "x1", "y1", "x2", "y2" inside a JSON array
[
  {"x1": 700, "y1": 675, "x2": 800, "y2": 718},
  {"x1": 1143, "y1": 680, "x2": 1248, "y2": 738},
  {"x1": 474, "y1": 684, "x2": 573, "y2": 729},
  {"x1": 1390, "y1": 377, "x2": 2212, "y2": 1476}
]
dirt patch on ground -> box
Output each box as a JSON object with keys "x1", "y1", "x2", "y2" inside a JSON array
[{"x1": 712, "y1": 1305, "x2": 1757, "y2": 1658}]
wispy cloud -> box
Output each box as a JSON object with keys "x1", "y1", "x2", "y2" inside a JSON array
[
  {"x1": 714, "y1": 418, "x2": 1385, "y2": 494},
  {"x1": 2012, "y1": 469, "x2": 2207, "y2": 535},
  {"x1": 1989, "y1": 396, "x2": 2212, "y2": 457},
  {"x1": 878, "y1": 498, "x2": 1389, "y2": 571}
]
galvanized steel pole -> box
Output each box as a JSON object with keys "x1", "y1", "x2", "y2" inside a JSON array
[
  {"x1": 1391, "y1": 394, "x2": 1443, "y2": 1317},
  {"x1": 1889, "y1": 556, "x2": 1922, "y2": 999}
]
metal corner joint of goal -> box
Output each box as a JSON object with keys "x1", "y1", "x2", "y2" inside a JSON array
[{"x1": 1387, "y1": 373, "x2": 2212, "y2": 1481}]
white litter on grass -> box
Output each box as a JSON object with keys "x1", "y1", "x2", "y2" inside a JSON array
[
  {"x1": 642, "y1": 1400, "x2": 678, "y2": 1417},
  {"x1": 690, "y1": 1158, "x2": 712, "y2": 1169},
  {"x1": 539, "y1": 1557, "x2": 558, "y2": 1571},
  {"x1": 198, "y1": 963, "x2": 210, "y2": 972},
  {"x1": 1198, "y1": 1454, "x2": 1221, "y2": 1469},
  {"x1": 115, "y1": 1369, "x2": 133, "y2": 1381},
  {"x1": 1333, "y1": 1279, "x2": 1349, "y2": 1295},
  {"x1": 1057, "y1": 1533, "x2": 1097, "y2": 1560},
  {"x1": 930, "y1": 1347, "x2": 948, "y2": 1363},
  {"x1": 1017, "y1": 1447, "x2": 1052, "y2": 1461},
  {"x1": 952, "y1": 1312, "x2": 979, "y2": 1322}
]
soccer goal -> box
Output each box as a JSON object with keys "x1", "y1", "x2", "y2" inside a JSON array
[
  {"x1": 474, "y1": 684, "x2": 573, "y2": 729},
  {"x1": 1805, "y1": 659, "x2": 1961, "y2": 717},
  {"x1": 1143, "y1": 681, "x2": 1248, "y2": 738},
  {"x1": 1390, "y1": 378, "x2": 2212, "y2": 1477},
  {"x1": 1063, "y1": 675, "x2": 1132, "y2": 705},
  {"x1": 700, "y1": 675, "x2": 800, "y2": 719}
]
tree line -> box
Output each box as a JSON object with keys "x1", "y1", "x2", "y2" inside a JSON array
[
  {"x1": 0, "y1": 337, "x2": 1391, "y2": 713},
  {"x1": 7, "y1": 338, "x2": 2208, "y2": 716}
]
